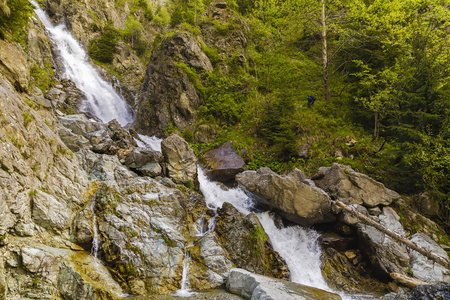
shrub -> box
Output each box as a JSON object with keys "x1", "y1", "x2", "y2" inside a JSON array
[{"x1": 89, "y1": 26, "x2": 119, "y2": 63}]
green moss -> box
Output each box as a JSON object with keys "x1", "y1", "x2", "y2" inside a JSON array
[
  {"x1": 30, "y1": 64, "x2": 55, "y2": 93},
  {"x1": 22, "y1": 112, "x2": 33, "y2": 124},
  {"x1": 162, "y1": 234, "x2": 176, "y2": 247}
]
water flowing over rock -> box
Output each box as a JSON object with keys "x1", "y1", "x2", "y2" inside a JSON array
[
  {"x1": 161, "y1": 134, "x2": 198, "y2": 187},
  {"x1": 408, "y1": 233, "x2": 450, "y2": 283},
  {"x1": 203, "y1": 142, "x2": 247, "y2": 182},
  {"x1": 314, "y1": 163, "x2": 400, "y2": 207},
  {"x1": 215, "y1": 203, "x2": 290, "y2": 280},
  {"x1": 226, "y1": 268, "x2": 342, "y2": 300},
  {"x1": 357, "y1": 207, "x2": 410, "y2": 278},
  {"x1": 236, "y1": 168, "x2": 335, "y2": 226}
]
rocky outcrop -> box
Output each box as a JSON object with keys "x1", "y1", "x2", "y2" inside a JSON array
[
  {"x1": 134, "y1": 33, "x2": 208, "y2": 136},
  {"x1": 226, "y1": 268, "x2": 342, "y2": 300},
  {"x1": 203, "y1": 142, "x2": 246, "y2": 182},
  {"x1": 215, "y1": 203, "x2": 290, "y2": 280},
  {"x1": 408, "y1": 233, "x2": 450, "y2": 283},
  {"x1": 314, "y1": 163, "x2": 400, "y2": 207},
  {"x1": 383, "y1": 283, "x2": 450, "y2": 300},
  {"x1": 161, "y1": 134, "x2": 198, "y2": 187},
  {"x1": 0, "y1": 40, "x2": 29, "y2": 92},
  {"x1": 357, "y1": 207, "x2": 410, "y2": 278},
  {"x1": 237, "y1": 168, "x2": 335, "y2": 226},
  {"x1": 124, "y1": 147, "x2": 162, "y2": 177}
]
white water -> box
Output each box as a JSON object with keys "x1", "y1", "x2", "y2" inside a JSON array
[
  {"x1": 32, "y1": 2, "x2": 134, "y2": 126},
  {"x1": 174, "y1": 246, "x2": 196, "y2": 297},
  {"x1": 135, "y1": 134, "x2": 163, "y2": 152},
  {"x1": 90, "y1": 196, "x2": 100, "y2": 259},
  {"x1": 197, "y1": 167, "x2": 328, "y2": 286}
]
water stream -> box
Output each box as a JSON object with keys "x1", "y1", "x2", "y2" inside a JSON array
[
  {"x1": 174, "y1": 244, "x2": 196, "y2": 297},
  {"x1": 32, "y1": 1, "x2": 134, "y2": 126},
  {"x1": 90, "y1": 194, "x2": 100, "y2": 259}
]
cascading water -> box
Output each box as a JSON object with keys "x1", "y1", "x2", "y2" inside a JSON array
[
  {"x1": 90, "y1": 194, "x2": 100, "y2": 259},
  {"x1": 197, "y1": 167, "x2": 373, "y2": 300},
  {"x1": 32, "y1": 2, "x2": 134, "y2": 126},
  {"x1": 134, "y1": 134, "x2": 163, "y2": 152},
  {"x1": 175, "y1": 245, "x2": 196, "y2": 297}
]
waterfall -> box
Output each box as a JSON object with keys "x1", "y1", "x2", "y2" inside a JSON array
[
  {"x1": 134, "y1": 134, "x2": 163, "y2": 152},
  {"x1": 32, "y1": 2, "x2": 134, "y2": 126},
  {"x1": 90, "y1": 195, "x2": 100, "y2": 259},
  {"x1": 174, "y1": 245, "x2": 196, "y2": 297}
]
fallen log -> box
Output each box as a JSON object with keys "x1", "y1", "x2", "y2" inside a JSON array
[
  {"x1": 335, "y1": 200, "x2": 450, "y2": 271},
  {"x1": 390, "y1": 272, "x2": 429, "y2": 288}
]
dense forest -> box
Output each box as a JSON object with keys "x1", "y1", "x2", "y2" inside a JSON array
[{"x1": 1, "y1": 0, "x2": 449, "y2": 231}]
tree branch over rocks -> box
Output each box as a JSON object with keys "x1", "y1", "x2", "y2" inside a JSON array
[{"x1": 335, "y1": 200, "x2": 450, "y2": 271}]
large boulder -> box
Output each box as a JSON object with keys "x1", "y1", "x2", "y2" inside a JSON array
[
  {"x1": 203, "y1": 142, "x2": 246, "y2": 182},
  {"x1": 357, "y1": 207, "x2": 410, "y2": 278},
  {"x1": 314, "y1": 163, "x2": 400, "y2": 207},
  {"x1": 0, "y1": 40, "x2": 29, "y2": 92},
  {"x1": 161, "y1": 134, "x2": 198, "y2": 187},
  {"x1": 236, "y1": 168, "x2": 335, "y2": 226},
  {"x1": 134, "y1": 33, "x2": 211, "y2": 136},
  {"x1": 408, "y1": 233, "x2": 450, "y2": 283},
  {"x1": 215, "y1": 203, "x2": 290, "y2": 280},
  {"x1": 226, "y1": 268, "x2": 342, "y2": 300}
]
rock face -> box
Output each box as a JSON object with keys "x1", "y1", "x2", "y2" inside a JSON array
[
  {"x1": 161, "y1": 134, "x2": 198, "y2": 187},
  {"x1": 408, "y1": 233, "x2": 450, "y2": 283},
  {"x1": 357, "y1": 207, "x2": 410, "y2": 278},
  {"x1": 314, "y1": 163, "x2": 400, "y2": 207},
  {"x1": 0, "y1": 40, "x2": 29, "y2": 92},
  {"x1": 215, "y1": 203, "x2": 290, "y2": 280},
  {"x1": 226, "y1": 268, "x2": 342, "y2": 300},
  {"x1": 134, "y1": 33, "x2": 210, "y2": 136},
  {"x1": 203, "y1": 142, "x2": 246, "y2": 182},
  {"x1": 237, "y1": 168, "x2": 334, "y2": 226}
]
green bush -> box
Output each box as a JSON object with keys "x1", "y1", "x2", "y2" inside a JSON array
[
  {"x1": 0, "y1": 0, "x2": 33, "y2": 41},
  {"x1": 88, "y1": 26, "x2": 119, "y2": 63},
  {"x1": 137, "y1": 0, "x2": 153, "y2": 21}
]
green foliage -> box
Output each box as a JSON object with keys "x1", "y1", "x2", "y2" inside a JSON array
[
  {"x1": 182, "y1": 127, "x2": 194, "y2": 143},
  {"x1": 137, "y1": 0, "x2": 153, "y2": 21},
  {"x1": 30, "y1": 64, "x2": 55, "y2": 93},
  {"x1": 0, "y1": 0, "x2": 33, "y2": 41},
  {"x1": 122, "y1": 15, "x2": 148, "y2": 55},
  {"x1": 153, "y1": 5, "x2": 171, "y2": 27},
  {"x1": 89, "y1": 26, "x2": 119, "y2": 63}
]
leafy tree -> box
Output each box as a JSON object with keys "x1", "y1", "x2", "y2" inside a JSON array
[{"x1": 89, "y1": 26, "x2": 119, "y2": 63}]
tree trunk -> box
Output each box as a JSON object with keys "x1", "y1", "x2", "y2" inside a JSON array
[
  {"x1": 390, "y1": 273, "x2": 429, "y2": 288},
  {"x1": 335, "y1": 200, "x2": 450, "y2": 271},
  {"x1": 373, "y1": 112, "x2": 380, "y2": 141},
  {"x1": 321, "y1": 0, "x2": 331, "y2": 102}
]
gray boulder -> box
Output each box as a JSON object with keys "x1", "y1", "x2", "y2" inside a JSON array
[
  {"x1": 236, "y1": 168, "x2": 335, "y2": 226},
  {"x1": 226, "y1": 268, "x2": 342, "y2": 300},
  {"x1": 161, "y1": 134, "x2": 198, "y2": 187},
  {"x1": 408, "y1": 233, "x2": 450, "y2": 283},
  {"x1": 57, "y1": 125, "x2": 91, "y2": 152},
  {"x1": 357, "y1": 207, "x2": 410, "y2": 278},
  {"x1": 31, "y1": 190, "x2": 70, "y2": 232},
  {"x1": 124, "y1": 147, "x2": 163, "y2": 177},
  {"x1": 203, "y1": 142, "x2": 246, "y2": 182},
  {"x1": 314, "y1": 163, "x2": 400, "y2": 207}
]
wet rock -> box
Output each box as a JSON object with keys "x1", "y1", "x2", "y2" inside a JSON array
[
  {"x1": 357, "y1": 208, "x2": 410, "y2": 278},
  {"x1": 106, "y1": 119, "x2": 136, "y2": 149},
  {"x1": 321, "y1": 248, "x2": 386, "y2": 294},
  {"x1": 314, "y1": 163, "x2": 400, "y2": 207},
  {"x1": 236, "y1": 168, "x2": 334, "y2": 226},
  {"x1": 215, "y1": 203, "x2": 290, "y2": 280},
  {"x1": 203, "y1": 142, "x2": 246, "y2": 182},
  {"x1": 408, "y1": 233, "x2": 450, "y2": 283},
  {"x1": 318, "y1": 233, "x2": 356, "y2": 251},
  {"x1": 0, "y1": 40, "x2": 29, "y2": 92},
  {"x1": 31, "y1": 190, "x2": 69, "y2": 232},
  {"x1": 161, "y1": 134, "x2": 198, "y2": 187},
  {"x1": 226, "y1": 268, "x2": 342, "y2": 300},
  {"x1": 58, "y1": 263, "x2": 95, "y2": 300},
  {"x1": 72, "y1": 206, "x2": 94, "y2": 250}
]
